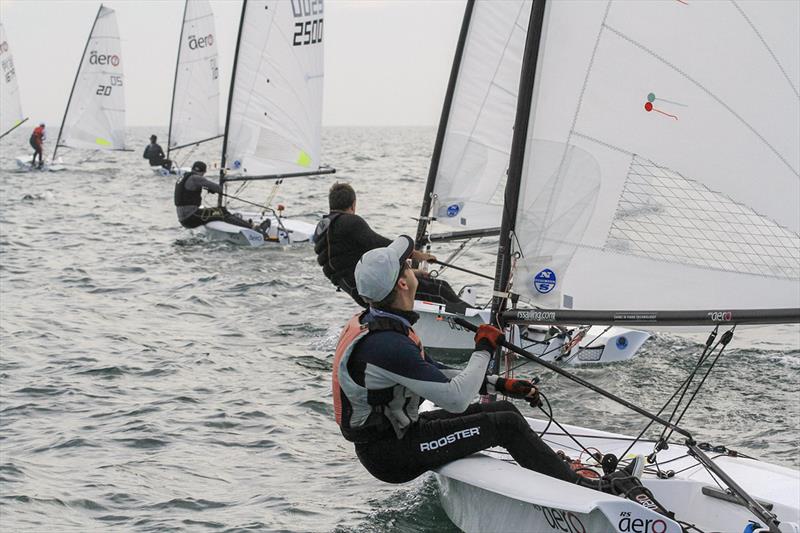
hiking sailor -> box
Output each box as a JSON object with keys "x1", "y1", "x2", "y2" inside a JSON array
[
  {"x1": 315, "y1": 182, "x2": 467, "y2": 308},
  {"x1": 174, "y1": 161, "x2": 270, "y2": 235},
  {"x1": 143, "y1": 134, "x2": 168, "y2": 169},
  {"x1": 29, "y1": 123, "x2": 45, "y2": 169},
  {"x1": 331, "y1": 235, "x2": 671, "y2": 513}
]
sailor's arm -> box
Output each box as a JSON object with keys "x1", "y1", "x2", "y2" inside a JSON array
[
  {"x1": 185, "y1": 175, "x2": 222, "y2": 194},
  {"x1": 369, "y1": 345, "x2": 490, "y2": 413}
]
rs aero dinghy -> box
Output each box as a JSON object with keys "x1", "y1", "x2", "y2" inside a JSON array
[
  {"x1": 411, "y1": 0, "x2": 647, "y2": 363},
  {"x1": 199, "y1": 0, "x2": 335, "y2": 247},
  {"x1": 154, "y1": 0, "x2": 222, "y2": 177},
  {"x1": 15, "y1": 5, "x2": 129, "y2": 172},
  {"x1": 427, "y1": 0, "x2": 800, "y2": 532}
]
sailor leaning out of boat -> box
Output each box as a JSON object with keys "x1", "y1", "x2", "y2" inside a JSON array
[
  {"x1": 331, "y1": 235, "x2": 671, "y2": 515},
  {"x1": 174, "y1": 161, "x2": 271, "y2": 236}
]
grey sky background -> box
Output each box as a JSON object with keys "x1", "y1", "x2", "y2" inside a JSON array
[{"x1": 1, "y1": 0, "x2": 464, "y2": 127}]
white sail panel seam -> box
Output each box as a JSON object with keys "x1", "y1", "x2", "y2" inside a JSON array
[
  {"x1": 601, "y1": 22, "x2": 799, "y2": 178},
  {"x1": 731, "y1": 0, "x2": 799, "y2": 98},
  {"x1": 443, "y1": 1, "x2": 528, "y2": 190}
]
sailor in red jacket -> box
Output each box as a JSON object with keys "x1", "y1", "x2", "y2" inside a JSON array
[{"x1": 29, "y1": 123, "x2": 45, "y2": 169}]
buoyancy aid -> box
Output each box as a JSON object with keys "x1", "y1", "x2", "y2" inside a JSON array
[
  {"x1": 31, "y1": 126, "x2": 45, "y2": 145},
  {"x1": 332, "y1": 311, "x2": 426, "y2": 442},
  {"x1": 173, "y1": 172, "x2": 203, "y2": 207}
]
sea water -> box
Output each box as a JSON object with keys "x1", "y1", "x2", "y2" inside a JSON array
[{"x1": 1, "y1": 127, "x2": 798, "y2": 532}]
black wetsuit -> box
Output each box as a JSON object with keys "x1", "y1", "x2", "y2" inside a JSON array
[
  {"x1": 313, "y1": 212, "x2": 464, "y2": 307},
  {"x1": 336, "y1": 308, "x2": 580, "y2": 485},
  {"x1": 143, "y1": 143, "x2": 165, "y2": 167},
  {"x1": 174, "y1": 172, "x2": 252, "y2": 230}
]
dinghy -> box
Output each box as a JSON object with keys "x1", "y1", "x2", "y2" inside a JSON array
[
  {"x1": 202, "y1": 0, "x2": 334, "y2": 247},
  {"x1": 154, "y1": 0, "x2": 222, "y2": 177},
  {"x1": 18, "y1": 5, "x2": 128, "y2": 172},
  {"x1": 0, "y1": 23, "x2": 28, "y2": 142},
  {"x1": 430, "y1": 0, "x2": 800, "y2": 531},
  {"x1": 410, "y1": 0, "x2": 647, "y2": 362}
]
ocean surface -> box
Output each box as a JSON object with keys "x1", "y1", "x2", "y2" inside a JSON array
[{"x1": 1, "y1": 126, "x2": 798, "y2": 532}]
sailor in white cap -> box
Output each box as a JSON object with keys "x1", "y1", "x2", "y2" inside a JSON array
[{"x1": 329, "y1": 235, "x2": 659, "y2": 511}]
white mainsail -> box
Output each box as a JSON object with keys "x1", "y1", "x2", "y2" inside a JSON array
[
  {"x1": 0, "y1": 23, "x2": 26, "y2": 138},
  {"x1": 511, "y1": 0, "x2": 800, "y2": 311},
  {"x1": 54, "y1": 5, "x2": 126, "y2": 157},
  {"x1": 432, "y1": 0, "x2": 530, "y2": 231},
  {"x1": 222, "y1": 0, "x2": 324, "y2": 176},
  {"x1": 168, "y1": 0, "x2": 220, "y2": 153}
]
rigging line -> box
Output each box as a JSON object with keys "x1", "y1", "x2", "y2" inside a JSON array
[
  {"x1": 619, "y1": 327, "x2": 720, "y2": 461},
  {"x1": 666, "y1": 326, "x2": 736, "y2": 440},
  {"x1": 558, "y1": 325, "x2": 612, "y2": 365},
  {"x1": 656, "y1": 329, "x2": 722, "y2": 437},
  {"x1": 506, "y1": 326, "x2": 591, "y2": 373}
]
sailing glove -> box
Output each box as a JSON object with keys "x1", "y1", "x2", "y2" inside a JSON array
[
  {"x1": 474, "y1": 324, "x2": 504, "y2": 352},
  {"x1": 483, "y1": 376, "x2": 542, "y2": 407}
]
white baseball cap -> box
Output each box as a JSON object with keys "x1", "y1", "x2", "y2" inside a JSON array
[{"x1": 354, "y1": 235, "x2": 414, "y2": 303}]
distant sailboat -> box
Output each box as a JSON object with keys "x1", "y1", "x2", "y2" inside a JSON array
[
  {"x1": 16, "y1": 5, "x2": 127, "y2": 171},
  {"x1": 153, "y1": 0, "x2": 222, "y2": 176},
  {"x1": 200, "y1": 0, "x2": 334, "y2": 246},
  {"x1": 0, "y1": 23, "x2": 28, "y2": 141}
]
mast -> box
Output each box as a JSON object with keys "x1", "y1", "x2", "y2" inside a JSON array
[
  {"x1": 489, "y1": 0, "x2": 547, "y2": 374},
  {"x1": 414, "y1": 0, "x2": 475, "y2": 251},
  {"x1": 53, "y1": 4, "x2": 103, "y2": 163},
  {"x1": 166, "y1": 0, "x2": 189, "y2": 160},
  {"x1": 218, "y1": 0, "x2": 248, "y2": 207}
]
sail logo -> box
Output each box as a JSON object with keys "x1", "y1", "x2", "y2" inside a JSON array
[
  {"x1": 534, "y1": 269, "x2": 557, "y2": 294},
  {"x1": 0, "y1": 41, "x2": 8, "y2": 55},
  {"x1": 446, "y1": 204, "x2": 460, "y2": 217},
  {"x1": 188, "y1": 34, "x2": 214, "y2": 50},
  {"x1": 89, "y1": 50, "x2": 119, "y2": 67},
  {"x1": 616, "y1": 336, "x2": 629, "y2": 350}
]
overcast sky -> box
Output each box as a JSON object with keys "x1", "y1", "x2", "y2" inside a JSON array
[{"x1": 1, "y1": 0, "x2": 465, "y2": 127}]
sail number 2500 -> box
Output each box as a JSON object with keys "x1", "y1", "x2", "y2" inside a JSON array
[
  {"x1": 293, "y1": 19, "x2": 323, "y2": 46},
  {"x1": 96, "y1": 75, "x2": 122, "y2": 96}
]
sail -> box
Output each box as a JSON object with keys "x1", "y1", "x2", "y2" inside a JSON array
[
  {"x1": 0, "y1": 23, "x2": 26, "y2": 137},
  {"x1": 57, "y1": 5, "x2": 126, "y2": 153},
  {"x1": 431, "y1": 0, "x2": 530, "y2": 231},
  {"x1": 512, "y1": 0, "x2": 800, "y2": 310},
  {"x1": 223, "y1": 0, "x2": 324, "y2": 176},
  {"x1": 168, "y1": 0, "x2": 220, "y2": 152}
]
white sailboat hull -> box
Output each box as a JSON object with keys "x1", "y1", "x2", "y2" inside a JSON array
[
  {"x1": 202, "y1": 210, "x2": 316, "y2": 247},
  {"x1": 150, "y1": 165, "x2": 190, "y2": 177},
  {"x1": 14, "y1": 156, "x2": 66, "y2": 172},
  {"x1": 413, "y1": 300, "x2": 649, "y2": 364},
  {"x1": 434, "y1": 415, "x2": 800, "y2": 533}
]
